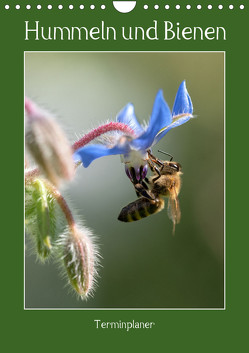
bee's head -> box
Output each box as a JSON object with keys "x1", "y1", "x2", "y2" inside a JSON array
[{"x1": 162, "y1": 161, "x2": 182, "y2": 174}]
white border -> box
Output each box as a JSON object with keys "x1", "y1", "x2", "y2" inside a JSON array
[{"x1": 24, "y1": 51, "x2": 226, "y2": 311}]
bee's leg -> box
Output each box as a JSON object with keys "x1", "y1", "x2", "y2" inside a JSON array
[
  {"x1": 147, "y1": 154, "x2": 162, "y2": 182},
  {"x1": 134, "y1": 183, "x2": 156, "y2": 201},
  {"x1": 142, "y1": 180, "x2": 149, "y2": 190},
  {"x1": 147, "y1": 150, "x2": 164, "y2": 167},
  {"x1": 147, "y1": 158, "x2": 155, "y2": 172},
  {"x1": 151, "y1": 166, "x2": 161, "y2": 182}
]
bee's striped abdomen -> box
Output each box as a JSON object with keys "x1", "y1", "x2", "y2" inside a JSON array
[{"x1": 118, "y1": 198, "x2": 165, "y2": 222}]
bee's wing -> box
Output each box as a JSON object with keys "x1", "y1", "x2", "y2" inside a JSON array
[{"x1": 167, "y1": 186, "x2": 181, "y2": 234}]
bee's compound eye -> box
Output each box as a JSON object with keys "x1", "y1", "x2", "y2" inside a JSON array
[{"x1": 170, "y1": 163, "x2": 181, "y2": 171}]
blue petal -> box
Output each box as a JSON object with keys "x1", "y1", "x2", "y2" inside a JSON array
[
  {"x1": 172, "y1": 81, "x2": 193, "y2": 117},
  {"x1": 153, "y1": 114, "x2": 192, "y2": 145},
  {"x1": 74, "y1": 144, "x2": 129, "y2": 168},
  {"x1": 131, "y1": 90, "x2": 172, "y2": 150},
  {"x1": 116, "y1": 103, "x2": 144, "y2": 136}
]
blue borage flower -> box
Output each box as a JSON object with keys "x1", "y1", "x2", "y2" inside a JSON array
[{"x1": 74, "y1": 81, "x2": 193, "y2": 183}]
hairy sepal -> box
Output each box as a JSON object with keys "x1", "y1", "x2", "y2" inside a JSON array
[
  {"x1": 58, "y1": 227, "x2": 99, "y2": 299},
  {"x1": 25, "y1": 179, "x2": 56, "y2": 260}
]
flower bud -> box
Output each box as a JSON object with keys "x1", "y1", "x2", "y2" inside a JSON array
[
  {"x1": 60, "y1": 226, "x2": 99, "y2": 298},
  {"x1": 25, "y1": 98, "x2": 75, "y2": 187}
]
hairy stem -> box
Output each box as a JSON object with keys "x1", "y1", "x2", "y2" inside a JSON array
[
  {"x1": 44, "y1": 181, "x2": 76, "y2": 233},
  {"x1": 72, "y1": 121, "x2": 135, "y2": 151}
]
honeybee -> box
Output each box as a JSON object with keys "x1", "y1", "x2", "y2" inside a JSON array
[{"x1": 118, "y1": 151, "x2": 182, "y2": 233}]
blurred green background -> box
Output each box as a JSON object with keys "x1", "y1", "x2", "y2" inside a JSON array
[{"x1": 25, "y1": 52, "x2": 224, "y2": 308}]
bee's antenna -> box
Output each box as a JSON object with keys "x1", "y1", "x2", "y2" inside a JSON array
[{"x1": 158, "y1": 150, "x2": 173, "y2": 161}]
